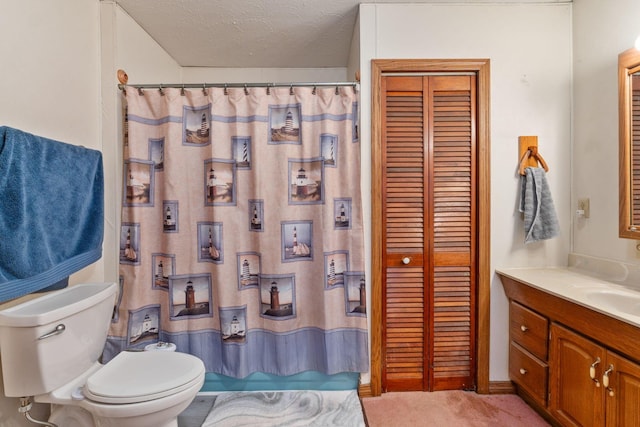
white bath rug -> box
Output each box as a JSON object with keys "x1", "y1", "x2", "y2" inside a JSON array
[{"x1": 201, "y1": 390, "x2": 366, "y2": 427}]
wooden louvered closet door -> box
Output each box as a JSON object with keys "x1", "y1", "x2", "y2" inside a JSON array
[{"x1": 382, "y1": 74, "x2": 477, "y2": 392}]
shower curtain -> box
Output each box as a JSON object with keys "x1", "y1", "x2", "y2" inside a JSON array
[{"x1": 104, "y1": 85, "x2": 368, "y2": 378}]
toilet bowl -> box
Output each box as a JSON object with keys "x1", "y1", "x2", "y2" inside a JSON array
[{"x1": 0, "y1": 282, "x2": 205, "y2": 427}]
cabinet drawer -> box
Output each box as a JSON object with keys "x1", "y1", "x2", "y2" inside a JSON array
[
  {"x1": 510, "y1": 301, "x2": 548, "y2": 360},
  {"x1": 510, "y1": 341, "x2": 548, "y2": 407}
]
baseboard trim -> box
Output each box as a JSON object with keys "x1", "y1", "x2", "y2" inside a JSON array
[
  {"x1": 488, "y1": 380, "x2": 515, "y2": 394},
  {"x1": 357, "y1": 381, "x2": 514, "y2": 397},
  {"x1": 358, "y1": 383, "x2": 374, "y2": 398}
]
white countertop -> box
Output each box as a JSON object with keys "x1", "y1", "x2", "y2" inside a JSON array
[{"x1": 496, "y1": 267, "x2": 640, "y2": 328}]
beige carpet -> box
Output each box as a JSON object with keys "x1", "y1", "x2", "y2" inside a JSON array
[{"x1": 361, "y1": 390, "x2": 551, "y2": 427}]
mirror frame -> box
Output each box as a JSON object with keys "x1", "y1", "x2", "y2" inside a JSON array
[{"x1": 618, "y1": 47, "x2": 640, "y2": 239}]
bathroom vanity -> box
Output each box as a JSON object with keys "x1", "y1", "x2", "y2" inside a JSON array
[{"x1": 497, "y1": 266, "x2": 640, "y2": 427}]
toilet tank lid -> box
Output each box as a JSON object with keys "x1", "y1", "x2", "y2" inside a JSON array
[{"x1": 0, "y1": 283, "x2": 117, "y2": 327}]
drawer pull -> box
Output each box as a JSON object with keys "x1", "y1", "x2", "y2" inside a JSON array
[
  {"x1": 589, "y1": 357, "x2": 601, "y2": 379},
  {"x1": 519, "y1": 368, "x2": 527, "y2": 375},
  {"x1": 520, "y1": 325, "x2": 528, "y2": 332},
  {"x1": 402, "y1": 257, "x2": 411, "y2": 265},
  {"x1": 603, "y1": 364, "x2": 614, "y2": 388},
  {"x1": 604, "y1": 364, "x2": 615, "y2": 397}
]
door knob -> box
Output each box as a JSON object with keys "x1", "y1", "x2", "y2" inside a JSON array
[{"x1": 402, "y1": 257, "x2": 411, "y2": 265}]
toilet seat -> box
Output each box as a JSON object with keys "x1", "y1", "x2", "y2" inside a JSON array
[{"x1": 83, "y1": 351, "x2": 204, "y2": 404}]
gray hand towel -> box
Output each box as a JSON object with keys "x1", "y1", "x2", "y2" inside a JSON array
[{"x1": 519, "y1": 167, "x2": 559, "y2": 243}]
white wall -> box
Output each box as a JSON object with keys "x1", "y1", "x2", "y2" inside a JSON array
[
  {"x1": 572, "y1": 0, "x2": 640, "y2": 261},
  {"x1": 347, "y1": 12, "x2": 361, "y2": 85},
  {"x1": 358, "y1": 3, "x2": 573, "y2": 382},
  {"x1": 0, "y1": 1, "x2": 102, "y2": 424},
  {"x1": 100, "y1": 1, "x2": 182, "y2": 284}
]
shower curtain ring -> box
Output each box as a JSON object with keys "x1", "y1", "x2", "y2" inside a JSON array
[
  {"x1": 180, "y1": 85, "x2": 185, "y2": 96},
  {"x1": 266, "y1": 85, "x2": 270, "y2": 95},
  {"x1": 224, "y1": 84, "x2": 228, "y2": 95},
  {"x1": 290, "y1": 84, "x2": 294, "y2": 95},
  {"x1": 202, "y1": 84, "x2": 208, "y2": 95},
  {"x1": 159, "y1": 84, "x2": 164, "y2": 96},
  {"x1": 312, "y1": 86, "x2": 317, "y2": 95},
  {"x1": 335, "y1": 86, "x2": 339, "y2": 95},
  {"x1": 244, "y1": 84, "x2": 249, "y2": 95},
  {"x1": 137, "y1": 87, "x2": 144, "y2": 96}
]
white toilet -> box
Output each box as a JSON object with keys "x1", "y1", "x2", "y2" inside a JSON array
[{"x1": 0, "y1": 282, "x2": 205, "y2": 427}]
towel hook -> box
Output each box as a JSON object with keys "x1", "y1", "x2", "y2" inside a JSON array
[
  {"x1": 518, "y1": 147, "x2": 549, "y2": 175},
  {"x1": 518, "y1": 136, "x2": 549, "y2": 176}
]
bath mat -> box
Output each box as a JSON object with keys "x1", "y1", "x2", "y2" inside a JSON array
[{"x1": 201, "y1": 390, "x2": 365, "y2": 427}]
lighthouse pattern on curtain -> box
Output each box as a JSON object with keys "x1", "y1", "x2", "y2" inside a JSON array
[{"x1": 106, "y1": 86, "x2": 368, "y2": 378}]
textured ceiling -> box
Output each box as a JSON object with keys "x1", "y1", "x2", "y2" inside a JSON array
[{"x1": 113, "y1": 0, "x2": 569, "y2": 68}]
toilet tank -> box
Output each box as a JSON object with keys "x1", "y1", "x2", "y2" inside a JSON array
[{"x1": 0, "y1": 282, "x2": 117, "y2": 397}]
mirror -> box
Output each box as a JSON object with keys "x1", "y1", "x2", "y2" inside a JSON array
[{"x1": 618, "y1": 47, "x2": 640, "y2": 239}]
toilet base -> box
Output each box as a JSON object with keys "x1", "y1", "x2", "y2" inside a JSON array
[
  {"x1": 49, "y1": 405, "x2": 94, "y2": 427},
  {"x1": 49, "y1": 405, "x2": 179, "y2": 427}
]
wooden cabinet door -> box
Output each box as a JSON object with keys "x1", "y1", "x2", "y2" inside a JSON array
[
  {"x1": 381, "y1": 74, "x2": 476, "y2": 392},
  {"x1": 549, "y1": 323, "x2": 605, "y2": 427},
  {"x1": 605, "y1": 351, "x2": 640, "y2": 427}
]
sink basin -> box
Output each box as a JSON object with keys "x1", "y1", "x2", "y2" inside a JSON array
[{"x1": 583, "y1": 287, "x2": 640, "y2": 317}]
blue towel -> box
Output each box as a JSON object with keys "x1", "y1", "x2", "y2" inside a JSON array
[
  {"x1": 0, "y1": 126, "x2": 103, "y2": 302},
  {"x1": 519, "y1": 167, "x2": 560, "y2": 243}
]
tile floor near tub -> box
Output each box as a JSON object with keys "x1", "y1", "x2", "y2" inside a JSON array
[{"x1": 178, "y1": 390, "x2": 366, "y2": 427}]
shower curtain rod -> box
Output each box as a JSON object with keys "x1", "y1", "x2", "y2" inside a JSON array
[{"x1": 117, "y1": 82, "x2": 359, "y2": 91}]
